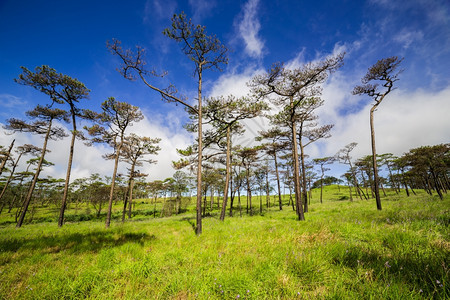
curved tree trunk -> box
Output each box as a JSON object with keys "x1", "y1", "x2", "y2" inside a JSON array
[
  {"x1": 0, "y1": 139, "x2": 15, "y2": 177},
  {"x1": 59, "y1": 110, "x2": 77, "y2": 227},
  {"x1": 370, "y1": 106, "x2": 382, "y2": 210},
  {"x1": 0, "y1": 152, "x2": 23, "y2": 207},
  {"x1": 17, "y1": 122, "x2": 52, "y2": 228}
]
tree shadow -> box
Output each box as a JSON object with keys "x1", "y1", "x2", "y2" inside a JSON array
[
  {"x1": 331, "y1": 244, "x2": 448, "y2": 298},
  {"x1": 0, "y1": 230, "x2": 156, "y2": 264},
  {"x1": 179, "y1": 216, "x2": 196, "y2": 233}
]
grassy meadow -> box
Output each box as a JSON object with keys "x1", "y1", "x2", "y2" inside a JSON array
[{"x1": 0, "y1": 186, "x2": 448, "y2": 299}]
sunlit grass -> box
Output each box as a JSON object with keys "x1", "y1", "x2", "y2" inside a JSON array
[{"x1": 0, "y1": 186, "x2": 448, "y2": 299}]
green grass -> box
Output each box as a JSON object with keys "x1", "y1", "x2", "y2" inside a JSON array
[{"x1": 0, "y1": 186, "x2": 448, "y2": 299}]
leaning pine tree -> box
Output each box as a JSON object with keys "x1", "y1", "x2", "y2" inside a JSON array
[
  {"x1": 85, "y1": 97, "x2": 144, "y2": 228},
  {"x1": 14, "y1": 65, "x2": 90, "y2": 227},
  {"x1": 353, "y1": 56, "x2": 403, "y2": 210},
  {"x1": 4, "y1": 105, "x2": 68, "y2": 227}
]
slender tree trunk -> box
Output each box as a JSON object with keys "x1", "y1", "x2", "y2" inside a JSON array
[
  {"x1": 217, "y1": 189, "x2": 220, "y2": 209},
  {"x1": 59, "y1": 109, "x2": 77, "y2": 227},
  {"x1": 105, "y1": 136, "x2": 124, "y2": 228},
  {"x1": 320, "y1": 166, "x2": 324, "y2": 204},
  {"x1": 123, "y1": 163, "x2": 135, "y2": 221},
  {"x1": 210, "y1": 186, "x2": 214, "y2": 211},
  {"x1": 203, "y1": 189, "x2": 207, "y2": 217},
  {"x1": 0, "y1": 139, "x2": 14, "y2": 177},
  {"x1": 348, "y1": 160, "x2": 365, "y2": 200},
  {"x1": 17, "y1": 123, "x2": 52, "y2": 228},
  {"x1": 370, "y1": 106, "x2": 382, "y2": 210},
  {"x1": 195, "y1": 66, "x2": 203, "y2": 235},
  {"x1": 237, "y1": 188, "x2": 242, "y2": 217},
  {"x1": 229, "y1": 169, "x2": 234, "y2": 217},
  {"x1": 348, "y1": 181, "x2": 353, "y2": 201},
  {"x1": 386, "y1": 165, "x2": 399, "y2": 194},
  {"x1": 220, "y1": 127, "x2": 231, "y2": 221},
  {"x1": 290, "y1": 97, "x2": 305, "y2": 220},
  {"x1": 128, "y1": 179, "x2": 135, "y2": 218},
  {"x1": 299, "y1": 137, "x2": 308, "y2": 213},
  {"x1": 0, "y1": 153, "x2": 22, "y2": 206},
  {"x1": 246, "y1": 167, "x2": 252, "y2": 216},
  {"x1": 274, "y1": 154, "x2": 282, "y2": 210},
  {"x1": 265, "y1": 168, "x2": 270, "y2": 209},
  {"x1": 380, "y1": 182, "x2": 387, "y2": 197},
  {"x1": 430, "y1": 169, "x2": 443, "y2": 200},
  {"x1": 258, "y1": 189, "x2": 262, "y2": 214}
]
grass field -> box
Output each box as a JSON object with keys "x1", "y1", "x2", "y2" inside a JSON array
[{"x1": 0, "y1": 186, "x2": 448, "y2": 299}]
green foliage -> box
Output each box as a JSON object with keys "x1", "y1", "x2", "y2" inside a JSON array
[{"x1": 0, "y1": 188, "x2": 448, "y2": 299}]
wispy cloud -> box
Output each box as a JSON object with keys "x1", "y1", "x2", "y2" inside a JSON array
[
  {"x1": 0, "y1": 94, "x2": 26, "y2": 108},
  {"x1": 237, "y1": 0, "x2": 265, "y2": 59},
  {"x1": 189, "y1": 0, "x2": 216, "y2": 22},
  {"x1": 144, "y1": 0, "x2": 177, "y2": 23},
  {"x1": 393, "y1": 29, "x2": 424, "y2": 49}
]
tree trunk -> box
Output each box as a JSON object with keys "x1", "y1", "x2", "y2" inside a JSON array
[
  {"x1": 320, "y1": 166, "x2": 324, "y2": 204},
  {"x1": 259, "y1": 190, "x2": 263, "y2": 214},
  {"x1": 299, "y1": 137, "x2": 308, "y2": 213},
  {"x1": 123, "y1": 163, "x2": 135, "y2": 221},
  {"x1": 430, "y1": 168, "x2": 443, "y2": 200},
  {"x1": 220, "y1": 127, "x2": 231, "y2": 221},
  {"x1": 128, "y1": 179, "x2": 135, "y2": 217},
  {"x1": 274, "y1": 153, "x2": 282, "y2": 210},
  {"x1": 237, "y1": 188, "x2": 242, "y2": 217},
  {"x1": 59, "y1": 108, "x2": 77, "y2": 227},
  {"x1": 195, "y1": 66, "x2": 203, "y2": 235},
  {"x1": 246, "y1": 167, "x2": 252, "y2": 215},
  {"x1": 105, "y1": 136, "x2": 124, "y2": 228},
  {"x1": 17, "y1": 122, "x2": 52, "y2": 228},
  {"x1": 203, "y1": 188, "x2": 207, "y2": 217},
  {"x1": 348, "y1": 181, "x2": 353, "y2": 201},
  {"x1": 370, "y1": 106, "x2": 382, "y2": 210},
  {"x1": 210, "y1": 186, "x2": 214, "y2": 211},
  {"x1": 265, "y1": 168, "x2": 270, "y2": 209},
  {"x1": 229, "y1": 168, "x2": 234, "y2": 217},
  {"x1": 0, "y1": 152, "x2": 23, "y2": 206},
  {"x1": 0, "y1": 139, "x2": 14, "y2": 177},
  {"x1": 290, "y1": 96, "x2": 305, "y2": 221}
]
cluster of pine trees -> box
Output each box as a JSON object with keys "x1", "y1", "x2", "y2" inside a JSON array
[{"x1": 1, "y1": 13, "x2": 448, "y2": 233}]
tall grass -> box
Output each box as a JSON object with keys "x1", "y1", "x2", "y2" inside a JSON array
[{"x1": 0, "y1": 186, "x2": 448, "y2": 299}]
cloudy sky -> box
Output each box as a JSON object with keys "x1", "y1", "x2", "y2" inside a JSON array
[{"x1": 0, "y1": 0, "x2": 449, "y2": 182}]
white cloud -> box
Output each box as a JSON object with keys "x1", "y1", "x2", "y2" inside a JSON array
[
  {"x1": 237, "y1": 0, "x2": 265, "y2": 59},
  {"x1": 319, "y1": 83, "x2": 450, "y2": 162},
  {"x1": 0, "y1": 94, "x2": 26, "y2": 108},
  {"x1": 189, "y1": 0, "x2": 216, "y2": 22},
  {"x1": 144, "y1": 0, "x2": 177, "y2": 22},
  {"x1": 209, "y1": 67, "x2": 263, "y2": 98},
  {"x1": 393, "y1": 29, "x2": 424, "y2": 49},
  {"x1": 0, "y1": 94, "x2": 28, "y2": 119}
]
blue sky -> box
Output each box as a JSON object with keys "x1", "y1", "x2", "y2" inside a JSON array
[{"x1": 1, "y1": 0, "x2": 449, "y2": 181}]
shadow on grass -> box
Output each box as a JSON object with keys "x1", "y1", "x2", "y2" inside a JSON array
[
  {"x1": 179, "y1": 216, "x2": 197, "y2": 233},
  {"x1": 331, "y1": 244, "x2": 448, "y2": 298},
  {"x1": 0, "y1": 230, "x2": 156, "y2": 258}
]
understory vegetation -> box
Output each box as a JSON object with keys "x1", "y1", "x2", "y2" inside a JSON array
[{"x1": 0, "y1": 186, "x2": 448, "y2": 299}]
